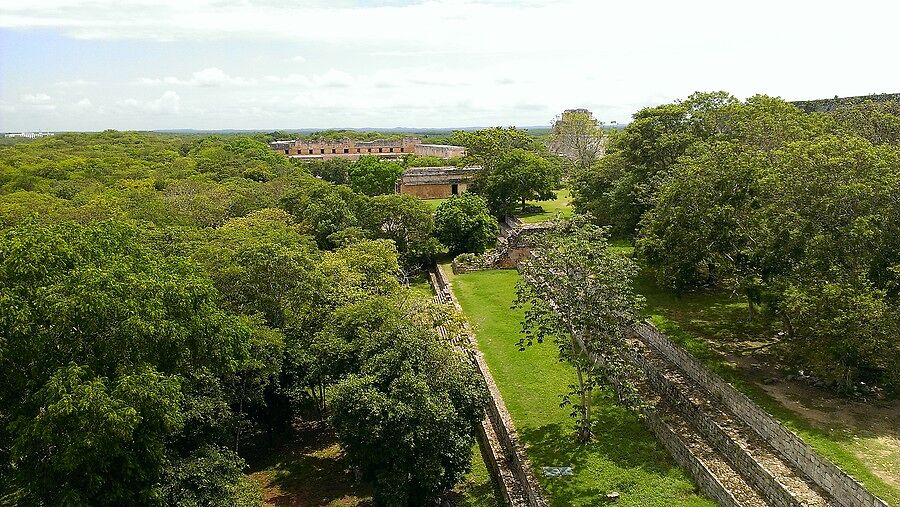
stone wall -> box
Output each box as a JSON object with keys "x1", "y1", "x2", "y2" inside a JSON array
[
  {"x1": 627, "y1": 344, "x2": 806, "y2": 507},
  {"x1": 431, "y1": 266, "x2": 547, "y2": 507},
  {"x1": 631, "y1": 322, "x2": 888, "y2": 507},
  {"x1": 414, "y1": 144, "x2": 466, "y2": 158},
  {"x1": 642, "y1": 409, "x2": 743, "y2": 507},
  {"x1": 399, "y1": 183, "x2": 457, "y2": 199},
  {"x1": 792, "y1": 93, "x2": 900, "y2": 113}
]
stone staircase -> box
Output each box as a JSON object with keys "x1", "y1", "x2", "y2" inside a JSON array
[{"x1": 630, "y1": 336, "x2": 837, "y2": 507}]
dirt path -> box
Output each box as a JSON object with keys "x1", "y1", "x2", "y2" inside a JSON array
[{"x1": 731, "y1": 351, "x2": 900, "y2": 491}]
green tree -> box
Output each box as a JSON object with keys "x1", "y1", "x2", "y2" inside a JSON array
[
  {"x1": 830, "y1": 100, "x2": 900, "y2": 146},
  {"x1": 452, "y1": 127, "x2": 542, "y2": 172},
  {"x1": 470, "y1": 148, "x2": 559, "y2": 216},
  {"x1": 550, "y1": 109, "x2": 605, "y2": 171},
  {"x1": 515, "y1": 218, "x2": 645, "y2": 441},
  {"x1": 348, "y1": 156, "x2": 404, "y2": 196},
  {"x1": 433, "y1": 193, "x2": 499, "y2": 255},
  {"x1": 0, "y1": 221, "x2": 268, "y2": 504},
  {"x1": 328, "y1": 298, "x2": 487, "y2": 506},
  {"x1": 360, "y1": 193, "x2": 441, "y2": 267}
]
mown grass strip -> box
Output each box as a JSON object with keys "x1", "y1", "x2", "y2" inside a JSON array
[{"x1": 452, "y1": 269, "x2": 713, "y2": 507}]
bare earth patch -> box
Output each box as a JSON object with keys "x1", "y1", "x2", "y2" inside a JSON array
[{"x1": 734, "y1": 353, "x2": 900, "y2": 491}]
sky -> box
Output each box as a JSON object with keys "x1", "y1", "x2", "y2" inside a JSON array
[{"x1": 1, "y1": 0, "x2": 898, "y2": 132}]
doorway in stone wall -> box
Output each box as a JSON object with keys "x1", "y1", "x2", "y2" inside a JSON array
[{"x1": 451, "y1": 183, "x2": 459, "y2": 195}]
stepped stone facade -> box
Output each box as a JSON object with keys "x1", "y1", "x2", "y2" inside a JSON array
[{"x1": 268, "y1": 137, "x2": 464, "y2": 161}]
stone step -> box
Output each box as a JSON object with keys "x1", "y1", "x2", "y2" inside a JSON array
[
  {"x1": 658, "y1": 402, "x2": 768, "y2": 507},
  {"x1": 635, "y1": 339, "x2": 838, "y2": 507}
]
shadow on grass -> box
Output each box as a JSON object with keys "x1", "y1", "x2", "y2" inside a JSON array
[
  {"x1": 447, "y1": 477, "x2": 504, "y2": 507},
  {"x1": 519, "y1": 390, "x2": 692, "y2": 505},
  {"x1": 246, "y1": 421, "x2": 373, "y2": 506}
]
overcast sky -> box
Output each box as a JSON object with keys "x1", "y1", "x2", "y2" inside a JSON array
[{"x1": 1, "y1": 0, "x2": 898, "y2": 132}]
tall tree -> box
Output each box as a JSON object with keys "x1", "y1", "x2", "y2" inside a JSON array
[
  {"x1": 470, "y1": 148, "x2": 559, "y2": 216},
  {"x1": 550, "y1": 109, "x2": 605, "y2": 171},
  {"x1": 433, "y1": 193, "x2": 499, "y2": 255},
  {"x1": 328, "y1": 297, "x2": 487, "y2": 506},
  {"x1": 515, "y1": 218, "x2": 645, "y2": 441}
]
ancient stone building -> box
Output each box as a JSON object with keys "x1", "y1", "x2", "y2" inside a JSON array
[
  {"x1": 395, "y1": 166, "x2": 481, "y2": 199},
  {"x1": 412, "y1": 143, "x2": 466, "y2": 159},
  {"x1": 792, "y1": 92, "x2": 900, "y2": 112},
  {"x1": 269, "y1": 137, "x2": 465, "y2": 161}
]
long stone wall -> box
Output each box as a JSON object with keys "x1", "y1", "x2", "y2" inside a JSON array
[
  {"x1": 631, "y1": 322, "x2": 889, "y2": 507},
  {"x1": 792, "y1": 93, "x2": 900, "y2": 113},
  {"x1": 431, "y1": 266, "x2": 547, "y2": 507},
  {"x1": 643, "y1": 408, "x2": 743, "y2": 507},
  {"x1": 568, "y1": 331, "x2": 749, "y2": 507}
]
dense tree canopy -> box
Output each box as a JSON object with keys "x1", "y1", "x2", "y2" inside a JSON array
[
  {"x1": 0, "y1": 131, "x2": 487, "y2": 505},
  {"x1": 573, "y1": 93, "x2": 900, "y2": 394},
  {"x1": 433, "y1": 193, "x2": 499, "y2": 255}
]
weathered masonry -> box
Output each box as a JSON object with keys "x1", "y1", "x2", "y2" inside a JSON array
[
  {"x1": 430, "y1": 266, "x2": 547, "y2": 507},
  {"x1": 268, "y1": 137, "x2": 465, "y2": 161},
  {"x1": 395, "y1": 165, "x2": 481, "y2": 199},
  {"x1": 792, "y1": 92, "x2": 900, "y2": 112}
]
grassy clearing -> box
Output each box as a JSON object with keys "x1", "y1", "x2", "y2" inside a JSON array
[
  {"x1": 246, "y1": 425, "x2": 500, "y2": 507},
  {"x1": 520, "y1": 189, "x2": 573, "y2": 223},
  {"x1": 634, "y1": 270, "x2": 900, "y2": 505},
  {"x1": 247, "y1": 422, "x2": 373, "y2": 507},
  {"x1": 406, "y1": 271, "x2": 435, "y2": 300},
  {"x1": 424, "y1": 197, "x2": 450, "y2": 211},
  {"x1": 452, "y1": 269, "x2": 713, "y2": 507}
]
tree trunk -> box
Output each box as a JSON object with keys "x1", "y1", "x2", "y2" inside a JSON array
[
  {"x1": 569, "y1": 333, "x2": 592, "y2": 442},
  {"x1": 745, "y1": 290, "x2": 756, "y2": 322}
]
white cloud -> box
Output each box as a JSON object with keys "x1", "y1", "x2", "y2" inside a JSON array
[
  {"x1": 139, "y1": 67, "x2": 254, "y2": 87},
  {"x1": 73, "y1": 98, "x2": 93, "y2": 111},
  {"x1": 3, "y1": 0, "x2": 900, "y2": 131},
  {"x1": 118, "y1": 91, "x2": 181, "y2": 115},
  {"x1": 264, "y1": 74, "x2": 312, "y2": 86},
  {"x1": 53, "y1": 79, "x2": 97, "y2": 87},
  {"x1": 311, "y1": 69, "x2": 354, "y2": 88},
  {"x1": 21, "y1": 93, "x2": 52, "y2": 104}
]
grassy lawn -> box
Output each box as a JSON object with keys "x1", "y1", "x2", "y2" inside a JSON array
[
  {"x1": 452, "y1": 269, "x2": 713, "y2": 507},
  {"x1": 520, "y1": 189, "x2": 573, "y2": 223},
  {"x1": 422, "y1": 188, "x2": 572, "y2": 223},
  {"x1": 423, "y1": 197, "x2": 450, "y2": 211},
  {"x1": 247, "y1": 424, "x2": 497, "y2": 507},
  {"x1": 450, "y1": 445, "x2": 504, "y2": 507},
  {"x1": 633, "y1": 270, "x2": 900, "y2": 505}
]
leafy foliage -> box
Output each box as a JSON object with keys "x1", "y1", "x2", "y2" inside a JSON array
[
  {"x1": 515, "y1": 218, "x2": 645, "y2": 440},
  {"x1": 574, "y1": 92, "x2": 900, "y2": 394},
  {"x1": 0, "y1": 131, "x2": 487, "y2": 504},
  {"x1": 433, "y1": 193, "x2": 499, "y2": 255}
]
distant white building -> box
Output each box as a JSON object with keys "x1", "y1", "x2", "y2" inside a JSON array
[{"x1": 4, "y1": 132, "x2": 54, "y2": 139}]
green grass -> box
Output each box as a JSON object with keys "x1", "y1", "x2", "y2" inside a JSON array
[
  {"x1": 247, "y1": 422, "x2": 373, "y2": 506},
  {"x1": 452, "y1": 269, "x2": 713, "y2": 507},
  {"x1": 451, "y1": 445, "x2": 504, "y2": 507},
  {"x1": 423, "y1": 197, "x2": 450, "y2": 211},
  {"x1": 520, "y1": 189, "x2": 573, "y2": 223},
  {"x1": 633, "y1": 270, "x2": 900, "y2": 506},
  {"x1": 248, "y1": 424, "x2": 499, "y2": 507},
  {"x1": 407, "y1": 272, "x2": 435, "y2": 301}
]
